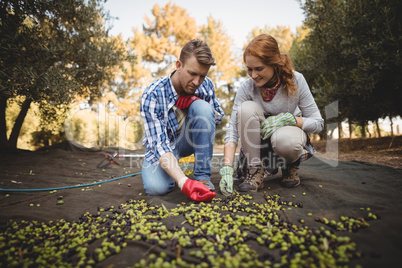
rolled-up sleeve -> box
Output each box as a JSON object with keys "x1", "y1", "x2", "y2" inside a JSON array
[
  {"x1": 203, "y1": 78, "x2": 224, "y2": 125},
  {"x1": 212, "y1": 93, "x2": 224, "y2": 125},
  {"x1": 141, "y1": 93, "x2": 172, "y2": 164}
]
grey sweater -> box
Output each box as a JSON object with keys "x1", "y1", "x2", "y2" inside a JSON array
[{"x1": 224, "y1": 71, "x2": 324, "y2": 145}]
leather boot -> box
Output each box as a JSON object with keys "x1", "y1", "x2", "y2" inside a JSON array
[
  {"x1": 239, "y1": 166, "x2": 265, "y2": 192},
  {"x1": 280, "y1": 160, "x2": 300, "y2": 188}
]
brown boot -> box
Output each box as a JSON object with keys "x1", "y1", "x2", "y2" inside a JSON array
[
  {"x1": 239, "y1": 166, "x2": 265, "y2": 192},
  {"x1": 280, "y1": 160, "x2": 300, "y2": 188}
]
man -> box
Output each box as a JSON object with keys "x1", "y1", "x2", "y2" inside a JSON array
[{"x1": 140, "y1": 39, "x2": 224, "y2": 202}]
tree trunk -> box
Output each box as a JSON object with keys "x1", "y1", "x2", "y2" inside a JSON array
[
  {"x1": 319, "y1": 122, "x2": 327, "y2": 141},
  {"x1": 328, "y1": 128, "x2": 335, "y2": 140},
  {"x1": 0, "y1": 97, "x2": 9, "y2": 148},
  {"x1": 9, "y1": 97, "x2": 32, "y2": 148},
  {"x1": 105, "y1": 115, "x2": 109, "y2": 148},
  {"x1": 115, "y1": 117, "x2": 120, "y2": 148},
  {"x1": 348, "y1": 119, "x2": 353, "y2": 139},
  {"x1": 390, "y1": 117, "x2": 394, "y2": 137},
  {"x1": 375, "y1": 120, "x2": 381, "y2": 137},
  {"x1": 338, "y1": 120, "x2": 343, "y2": 139},
  {"x1": 360, "y1": 122, "x2": 366, "y2": 138}
]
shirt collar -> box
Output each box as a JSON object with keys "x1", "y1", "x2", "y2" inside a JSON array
[{"x1": 167, "y1": 71, "x2": 178, "y2": 109}]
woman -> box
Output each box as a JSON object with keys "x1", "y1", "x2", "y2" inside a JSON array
[{"x1": 219, "y1": 34, "x2": 324, "y2": 195}]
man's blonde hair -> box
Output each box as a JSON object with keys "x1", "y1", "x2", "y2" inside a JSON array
[{"x1": 179, "y1": 39, "x2": 215, "y2": 66}]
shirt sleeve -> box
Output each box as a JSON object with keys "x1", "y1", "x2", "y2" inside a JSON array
[
  {"x1": 296, "y1": 73, "x2": 324, "y2": 134},
  {"x1": 140, "y1": 92, "x2": 173, "y2": 163},
  {"x1": 212, "y1": 91, "x2": 224, "y2": 125}
]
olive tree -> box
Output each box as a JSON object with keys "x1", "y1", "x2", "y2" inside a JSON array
[{"x1": 0, "y1": 0, "x2": 125, "y2": 149}]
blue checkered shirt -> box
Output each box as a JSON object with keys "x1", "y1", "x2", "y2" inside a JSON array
[{"x1": 141, "y1": 72, "x2": 224, "y2": 165}]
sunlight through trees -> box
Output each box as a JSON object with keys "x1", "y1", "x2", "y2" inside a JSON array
[{"x1": 1, "y1": 0, "x2": 401, "y2": 150}]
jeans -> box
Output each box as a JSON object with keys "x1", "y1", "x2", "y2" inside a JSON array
[{"x1": 142, "y1": 100, "x2": 216, "y2": 195}]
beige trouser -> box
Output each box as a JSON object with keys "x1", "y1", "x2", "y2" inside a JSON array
[{"x1": 237, "y1": 101, "x2": 307, "y2": 167}]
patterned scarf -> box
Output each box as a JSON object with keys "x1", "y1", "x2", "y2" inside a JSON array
[{"x1": 262, "y1": 77, "x2": 281, "y2": 101}]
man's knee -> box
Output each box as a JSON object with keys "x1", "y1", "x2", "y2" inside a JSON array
[
  {"x1": 142, "y1": 175, "x2": 175, "y2": 196},
  {"x1": 190, "y1": 99, "x2": 214, "y2": 119},
  {"x1": 187, "y1": 100, "x2": 216, "y2": 136},
  {"x1": 142, "y1": 163, "x2": 175, "y2": 196},
  {"x1": 145, "y1": 184, "x2": 172, "y2": 196}
]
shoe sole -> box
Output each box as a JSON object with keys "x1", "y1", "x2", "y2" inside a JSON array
[
  {"x1": 238, "y1": 182, "x2": 264, "y2": 193},
  {"x1": 198, "y1": 180, "x2": 215, "y2": 191},
  {"x1": 280, "y1": 180, "x2": 300, "y2": 188}
]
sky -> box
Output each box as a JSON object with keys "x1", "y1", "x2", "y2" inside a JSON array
[{"x1": 103, "y1": 0, "x2": 306, "y2": 50}]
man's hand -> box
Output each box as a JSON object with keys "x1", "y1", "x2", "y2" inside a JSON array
[
  {"x1": 175, "y1": 95, "x2": 200, "y2": 109},
  {"x1": 261, "y1": 112, "x2": 297, "y2": 140},
  {"x1": 181, "y1": 179, "x2": 216, "y2": 202},
  {"x1": 219, "y1": 165, "x2": 234, "y2": 196}
]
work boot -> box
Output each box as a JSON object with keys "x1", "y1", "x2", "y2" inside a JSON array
[
  {"x1": 280, "y1": 160, "x2": 300, "y2": 188},
  {"x1": 239, "y1": 166, "x2": 265, "y2": 192},
  {"x1": 198, "y1": 179, "x2": 215, "y2": 191}
]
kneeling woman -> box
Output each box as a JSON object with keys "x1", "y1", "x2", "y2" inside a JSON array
[{"x1": 220, "y1": 34, "x2": 324, "y2": 195}]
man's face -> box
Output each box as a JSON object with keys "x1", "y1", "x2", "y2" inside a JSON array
[{"x1": 175, "y1": 55, "x2": 210, "y2": 96}]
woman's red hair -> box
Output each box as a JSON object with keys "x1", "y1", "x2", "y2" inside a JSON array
[{"x1": 243, "y1": 34, "x2": 297, "y2": 95}]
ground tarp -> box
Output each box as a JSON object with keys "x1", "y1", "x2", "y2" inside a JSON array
[{"x1": 0, "y1": 147, "x2": 401, "y2": 267}]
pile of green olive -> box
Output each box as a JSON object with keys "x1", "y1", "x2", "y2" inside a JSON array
[{"x1": 0, "y1": 193, "x2": 378, "y2": 267}]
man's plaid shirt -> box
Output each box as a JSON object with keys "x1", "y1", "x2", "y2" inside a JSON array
[{"x1": 140, "y1": 72, "x2": 224, "y2": 165}]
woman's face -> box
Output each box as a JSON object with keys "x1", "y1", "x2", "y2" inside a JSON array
[{"x1": 245, "y1": 55, "x2": 275, "y2": 88}]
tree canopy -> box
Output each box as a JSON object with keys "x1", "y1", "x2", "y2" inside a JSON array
[
  {"x1": 0, "y1": 0, "x2": 126, "y2": 149},
  {"x1": 293, "y1": 0, "x2": 402, "y2": 136},
  {"x1": 2, "y1": 0, "x2": 401, "y2": 150}
]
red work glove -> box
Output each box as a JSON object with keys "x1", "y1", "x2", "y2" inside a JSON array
[
  {"x1": 175, "y1": 95, "x2": 200, "y2": 109},
  {"x1": 181, "y1": 179, "x2": 216, "y2": 202}
]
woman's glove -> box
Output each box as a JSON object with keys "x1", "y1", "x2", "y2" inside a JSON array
[
  {"x1": 219, "y1": 165, "x2": 234, "y2": 196},
  {"x1": 180, "y1": 178, "x2": 216, "y2": 202},
  {"x1": 175, "y1": 95, "x2": 200, "y2": 109},
  {"x1": 261, "y1": 112, "x2": 297, "y2": 140}
]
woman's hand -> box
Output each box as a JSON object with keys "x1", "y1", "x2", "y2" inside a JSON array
[
  {"x1": 219, "y1": 165, "x2": 234, "y2": 196},
  {"x1": 261, "y1": 112, "x2": 297, "y2": 140}
]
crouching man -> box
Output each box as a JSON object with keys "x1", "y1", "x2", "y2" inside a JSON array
[{"x1": 140, "y1": 39, "x2": 224, "y2": 202}]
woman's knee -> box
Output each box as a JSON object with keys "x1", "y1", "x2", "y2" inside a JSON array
[
  {"x1": 238, "y1": 101, "x2": 264, "y2": 120},
  {"x1": 271, "y1": 126, "x2": 307, "y2": 162}
]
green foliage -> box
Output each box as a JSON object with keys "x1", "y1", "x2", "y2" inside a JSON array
[
  {"x1": 6, "y1": 97, "x2": 40, "y2": 149},
  {"x1": 6, "y1": 97, "x2": 67, "y2": 150},
  {"x1": 0, "y1": 0, "x2": 126, "y2": 148},
  {"x1": 294, "y1": 0, "x2": 402, "y2": 128},
  {"x1": 7, "y1": 0, "x2": 400, "y2": 149},
  {"x1": 64, "y1": 105, "x2": 144, "y2": 149},
  {"x1": 31, "y1": 129, "x2": 65, "y2": 149}
]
